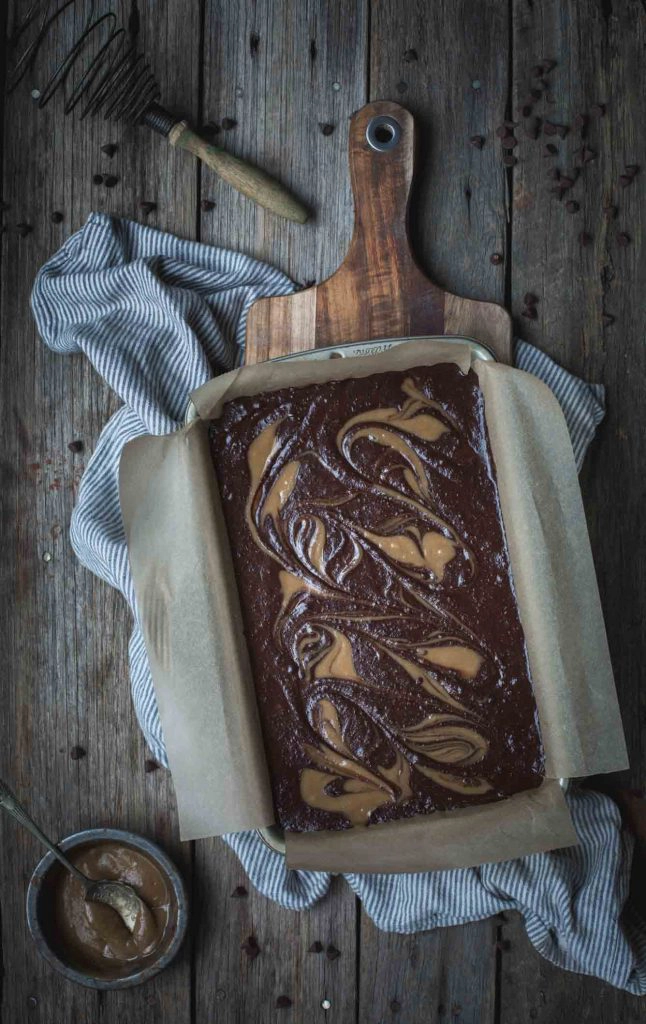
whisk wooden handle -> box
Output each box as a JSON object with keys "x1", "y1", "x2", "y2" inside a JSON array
[{"x1": 168, "y1": 121, "x2": 309, "y2": 224}]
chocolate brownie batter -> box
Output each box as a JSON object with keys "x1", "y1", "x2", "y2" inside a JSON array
[{"x1": 209, "y1": 363, "x2": 544, "y2": 833}]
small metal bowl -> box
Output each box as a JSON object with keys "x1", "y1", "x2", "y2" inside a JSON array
[{"x1": 26, "y1": 828, "x2": 188, "y2": 990}]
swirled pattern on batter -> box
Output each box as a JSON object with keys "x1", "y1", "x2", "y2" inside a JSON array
[{"x1": 210, "y1": 364, "x2": 544, "y2": 832}]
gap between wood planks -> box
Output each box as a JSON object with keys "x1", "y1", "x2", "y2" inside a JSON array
[{"x1": 0, "y1": 0, "x2": 10, "y2": 1010}]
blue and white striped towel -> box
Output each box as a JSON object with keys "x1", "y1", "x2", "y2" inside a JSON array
[{"x1": 32, "y1": 212, "x2": 645, "y2": 993}]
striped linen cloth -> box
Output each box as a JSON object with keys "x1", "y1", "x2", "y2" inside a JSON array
[{"x1": 32, "y1": 213, "x2": 645, "y2": 993}]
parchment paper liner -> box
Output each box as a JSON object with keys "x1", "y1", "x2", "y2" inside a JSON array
[{"x1": 120, "y1": 339, "x2": 627, "y2": 872}]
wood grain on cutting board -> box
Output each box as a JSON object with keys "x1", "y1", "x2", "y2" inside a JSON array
[{"x1": 245, "y1": 102, "x2": 512, "y2": 364}]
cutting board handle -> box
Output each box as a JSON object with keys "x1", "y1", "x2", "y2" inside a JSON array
[
  {"x1": 244, "y1": 100, "x2": 512, "y2": 362},
  {"x1": 344, "y1": 101, "x2": 419, "y2": 275}
]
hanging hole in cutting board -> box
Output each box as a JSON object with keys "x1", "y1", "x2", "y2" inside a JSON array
[{"x1": 366, "y1": 115, "x2": 401, "y2": 151}]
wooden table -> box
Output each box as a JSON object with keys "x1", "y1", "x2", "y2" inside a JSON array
[{"x1": 1, "y1": 1, "x2": 645, "y2": 1021}]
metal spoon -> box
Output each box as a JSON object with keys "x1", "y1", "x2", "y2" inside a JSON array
[{"x1": 0, "y1": 779, "x2": 144, "y2": 932}]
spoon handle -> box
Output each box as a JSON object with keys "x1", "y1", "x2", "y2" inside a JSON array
[{"x1": 0, "y1": 779, "x2": 88, "y2": 887}]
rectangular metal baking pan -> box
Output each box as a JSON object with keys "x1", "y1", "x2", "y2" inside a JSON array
[
  {"x1": 188, "y1": 338, "x2": 567, "y2": 855},
  {"x1": 268, "y1": 333, "x2": 496, "y2": 364},
  {"x1": 187, "y1": 334, "x2": 564, "y2": 857},
  {"x1": 185, "y1": 334, "x2": 495, "y2": 425}
]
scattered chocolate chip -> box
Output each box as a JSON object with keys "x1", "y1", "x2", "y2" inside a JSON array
[
  {"x1": 573, "y1": 113, "x2": 588, "y2": 134},
  {"x1": 221, "y1": 117, "x2": 237, "y2": 130},
  {"x1": 624, "y1": 164, "x2": 640, "y2": 178},
  {"x1": 617, "y1": 232, "x2": 631, "y2": 247},
  {"x1": 496, "y1": 125, "x2": 512, "y2": 139},
  {"x1": 396, "y1": 81, "x2": 408, "y2": 94},
  {"x1": 529, "y1": 88, "x2": 542, "y2": 102},
  {"x1": 590, "y1": 103, "x2": 606, "y2": 118},
  {"x1": 93, "y1": 173, "x2": 104, "y2": 185},
  {"x1": 67, "y1": 439, "x2": 84, "y2": 453},
  {"x1": 101, "y1": 143, "x2": 117, "y2": 158},
  {"x1": 544, "y1": 121, "x2": 567, "y2": 138},
  {"x1": 559, "y1": 175, "x2": 575, "y2": 189},
  {"x1": 546, "y1": 167, "x2": 561, "y2": 180},
  {"x1": 319, "y1": 122, "x2": 335, "y2": 136},
  {"x1": 579, "y1": 231, "x2": 593, "y2": 246},
  {"x1": 531, "y1": 64, "x2": 545, "y2": 78},
  {"x1": 200, "y1": 199, "x2": 216, "y2": 211},
  {"x1": 524, "y1": 116, "x2": 541, "y2": 139},
  {"x1": 241, "y1": 935, "x2": 260, "y2": 960},
  {"x1": 603, "y1": 203, "x2": 618, "y2": 219},
  {"x1": 565, "y1": 199, "x2": 580, "y2": 213},
  {"x1": 541, "y1": 59, "x2": 557, "y2": 72},
  {"x1": 144, "y1": 759, "x2": 159, "y2": 772},
  {"x1": 249, "y1": 32, "x2": 260, "y2": 55},
  {"x1": 70, "y1": 745, "x2": 86, "y2": 760},
  {"x1": 501, "y1": 136, "x2": 518, "y2": 150},
  {"x1": 545, "y1": 92, "x2": 557, "y2": 104},
  {"x1": 602, "y1": 312, "x2": 615, "y2": 326},
  {"x1": 521, "y1": 306, "x2": 538, "y2": 320},
  {"x1": 490, "y1": 252, "x2": 504, "y2": 265},
  {"x1": 139, "y1": 201, "x2": 157, "y2": 215},
  {"x1": 390, "y1": 1000, "x2": 402, "y2": 1013},
  {"x1": 403, "y1": 48, "x2": 418, "y2": 63},
  {"x1": 104, "y1": 175, "x2": 119, "y2": 188},
  {"x1": 15, "y1": 222, "x2": 33, "y2": 236},
  {"x1": 521, "y1": 104, "x2": 533, "y2": 118},
  {"x1": 619, "y1": 175, "x2": 634, "y2": 188},
  {"x1": 574, "y1": 145, "x2": 596, "y2": 166},
  {"x1": 469, "y1": 134, "x2": 485, "y2": 149},
  {"x1": 276, "y1": 996, "x2": 292, "y2": 1009},
  {"x1": 524, "y1": 292, "x2": 538, "y2": 306},
  {"x1": 543, "y1": 144, "x2": 558, "y2": 157},
  {"x1": 326, "y1": 944, "x2": 341, "y2": 961},
  {"x1": 535, "y1": 78, "x2": 549, "y2": 92},
  {"x1": 231, "y1": 885, "x2": 248, "y2": 897},
  {"x1": 502, "y1": 153, "x2": 517, "y2": 167},
  {"x1": 308, "y1": 941, "x2": 324, "y2": 953},
  {"x1": 51, "y1": 210, "x2": 64, "y2": 223}
]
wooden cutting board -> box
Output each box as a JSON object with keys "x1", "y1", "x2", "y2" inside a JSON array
[{"x1": 245, "y1": 100, "x2": 511, "y2": 365}]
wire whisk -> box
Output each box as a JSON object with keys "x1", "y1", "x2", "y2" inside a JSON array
[{"x1": 7, "y1": 0, "x2": 309, "y2": 222}]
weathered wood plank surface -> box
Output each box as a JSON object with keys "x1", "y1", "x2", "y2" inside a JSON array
[
  {"x1": 507, "y1": 0, "x2": 646, "y2": 1016},
  {"x1": 511, "y1": 0, "x2": 646, "y2": 786},
  {"x1": 370, "y1": 0, "x2": 511, "y2": 308},
  {"x1": 194, "y1": 842, "x2": 357, "y2": 1024},
  {"x1": 359, "y1": 917, "x2": 498, "y2": 1024},
  {"x1": 0, "y1": 0, "x2": 199, "y2": 1020},
  {"x1": 1, "y1": 1, "x2": 645, "y2": 1022},
  {"x1": 199, "y1": 0, "x2": 368, "y2": 284}
]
